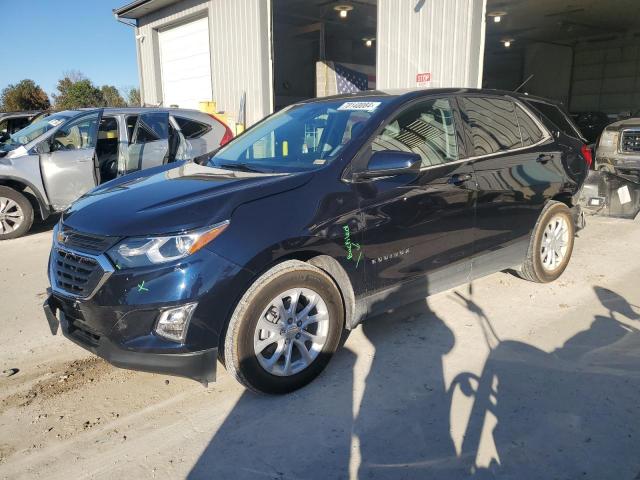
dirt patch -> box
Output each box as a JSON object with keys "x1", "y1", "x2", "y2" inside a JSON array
[
  {"x1": 0, "y1": 357, "x2": 113, "y2": 412},
  {"x1": 0, "y1": 443, "x2": 15, "y2": 464}
]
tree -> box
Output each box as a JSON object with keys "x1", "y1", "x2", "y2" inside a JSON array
[
  {"x1": 0, "y1": 79, "x2": 51, "y2": 112},
  {"x1": 100, "y1": 85, "x2": 127, "y2": 107},
  {"x1": 53, "y1": 73, "x2": 105, "y2": 110},
  {"x1": 123, "y1": 86, "x2": 141, "y2": 107}
]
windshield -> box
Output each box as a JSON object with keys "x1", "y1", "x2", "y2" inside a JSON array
[
  {"x1": 3, "y1": 111, "x2": 76, "y2": 147},
  {"x1": 207, "y1": 99, "x2": 390, "y2": 173}
]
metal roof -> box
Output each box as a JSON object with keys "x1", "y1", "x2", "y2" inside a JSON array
[{"x1": 113, "y1": 0, "x2": 179, "y2": 20}]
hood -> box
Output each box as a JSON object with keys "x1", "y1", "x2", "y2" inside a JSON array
[
  {"x1": 63, "y1": 162, "x2": 313, "y2": 237},
  {"x1": 605, "y1": 118, "x2": 640, "y2": 131}
]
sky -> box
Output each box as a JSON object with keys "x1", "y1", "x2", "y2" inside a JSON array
[{"x1": 1, "y1": 0, "x2": 138, "y2": 100}]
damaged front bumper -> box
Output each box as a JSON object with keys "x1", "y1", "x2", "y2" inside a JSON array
[{"x1": 43, "y1": 293, "x2": 217, "y2": 386}]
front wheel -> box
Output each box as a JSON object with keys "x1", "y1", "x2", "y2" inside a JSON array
[
  {"x1": 0, "y1": 186, "x2": 34, "y2": 240},
  {"x1": 222, "y1": 260, "x2": 344, "y2": 394},
  {"x1": 519, "y1": 201, "x2": 575, "y2": 283}
]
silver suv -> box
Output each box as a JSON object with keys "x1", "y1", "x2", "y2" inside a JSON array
[
  {"x1": 0, "y1": 107, "x2": 231, "y2": 239},
  {"x1": 595, "y1": 117, "x2": 640, "y2": 180}
]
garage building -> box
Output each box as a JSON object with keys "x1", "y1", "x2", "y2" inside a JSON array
[{"x1": 114, "y1": 0, "x2": 640, "y2": 128}]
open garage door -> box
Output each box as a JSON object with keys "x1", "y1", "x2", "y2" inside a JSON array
[
  {"x1": 158, "y1": 17, "x2": 213, "y2": 109},
  {"x1": 482, "y1": 0, "x2": 640, "y2": 133},
  {"x1": 271, "y1": 0, "x2": 377, "y2": 111}
]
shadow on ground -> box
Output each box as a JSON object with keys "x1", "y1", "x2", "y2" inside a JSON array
[{"x1": 188, "y1": 285, "x2": 640, "y2": 479}]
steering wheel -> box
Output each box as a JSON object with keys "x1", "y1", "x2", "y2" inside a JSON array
[{"x1": 51, "y1": 139, "x2": 68, "y2": 151}]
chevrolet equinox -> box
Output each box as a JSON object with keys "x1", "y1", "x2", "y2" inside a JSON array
[{"x1": 44, "y1": 89, "x2": 590, "y2": 394}]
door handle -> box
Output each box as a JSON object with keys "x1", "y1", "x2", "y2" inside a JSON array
[
  {"x1": 536, "y1": 153, "x2": 554, "y2": 164},
  {"x1": 448, "y1": 173, "x2": 473, "y2": 186}
]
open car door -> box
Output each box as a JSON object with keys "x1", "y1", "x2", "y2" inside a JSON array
[
  {"x1": 123, "y1": 112, "x2": 170, "y2": 174},
  {"x1": 40, "y1": 110, "x2": 103, "y2": 210}
]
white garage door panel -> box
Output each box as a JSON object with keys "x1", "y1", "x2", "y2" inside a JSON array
[{"x1": 159, "y1": 17, "x2": 212, "y2": 109}]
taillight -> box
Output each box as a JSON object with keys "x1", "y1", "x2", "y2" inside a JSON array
[
  {"x1": 208, "y1": 114, "x2": 234, "y2": 146},
  {"x1": 580, "y1": 144, "x2": 593, "y2": 169}
]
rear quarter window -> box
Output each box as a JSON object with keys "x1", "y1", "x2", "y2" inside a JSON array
[
  {"x1": 175, "y1": 117, "x2": 212, "y2": 139},
  {"x1": 524, "y1": 100, "x2": 581, "y2": 139}
]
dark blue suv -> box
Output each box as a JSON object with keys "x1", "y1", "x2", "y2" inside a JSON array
[{"x1": 43, "y1": 89, "x2": 589, "y2": 394}]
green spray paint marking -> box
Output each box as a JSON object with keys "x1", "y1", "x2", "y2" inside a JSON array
[
  {"x1": 343, "y1": 225, "x2": 363, "y2": 268},
  {"x1": 137, "y1": 281, "x2": 149, "y2": 293}
]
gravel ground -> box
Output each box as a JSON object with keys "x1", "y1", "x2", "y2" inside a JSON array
[{"x1": 0, "y1": 215, "x2": 639, "y2": 480}]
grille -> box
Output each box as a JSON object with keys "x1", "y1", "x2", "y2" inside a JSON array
[
  {"x1": 52, "y1": 249, "x2": 105, "y2": 297},
  {"x1": 621, "y1": 130, "x2": 640, "y2": 153},
  {"x1": 59, "y1": 225, "x2": 119, "y2": 255}
]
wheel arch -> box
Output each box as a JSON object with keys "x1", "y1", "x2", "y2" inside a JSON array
[
  {"x1": 551, "y1": 191, "x2": 574, "y2": 208},
  {"x1": 251, "y1": 250, "x2": 356, "y2": 330},
  {"x1": 0, "y1": 176, "x2": 50, "y2": 220}
]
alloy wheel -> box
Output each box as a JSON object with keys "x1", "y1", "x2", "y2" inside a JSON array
[
  {"x1": 0, "y1": 197, "x2": 24, "y2": 235},
  {"x1": 253, "y1": 287, "x2": 329, "y2": 376},
  {"x1": 540, "y1": 214, "x2": 569, "y2": 271}
]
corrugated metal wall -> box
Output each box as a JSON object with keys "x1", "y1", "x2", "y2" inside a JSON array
[
  {"x1": 136, "y1": 0, "x2": 271, "y2": 126},
  {"x1": 209, "y1": 0, "x2": 272, "y2": 125},
  {"x1": 376, "y1": 0, "x2": 486, "y2": 90},
  {"x1": 570, "y1": 37, "x2": 640, "y2": 114}
]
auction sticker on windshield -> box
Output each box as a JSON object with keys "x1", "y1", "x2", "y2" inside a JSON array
[
  {"x1": 48, "y1": 119, "x2": 63, "y2": 127},
  {"x1": 338, "y1": 101, "x2": 381, "y2": 112}
]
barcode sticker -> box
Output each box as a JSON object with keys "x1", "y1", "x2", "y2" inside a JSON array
[{"x1": 338, "y1": 101, "x2": 381, "y2": 112}]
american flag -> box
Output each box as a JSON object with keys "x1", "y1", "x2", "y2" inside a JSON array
[{"x1": 335, "y1": 63, "x2": 371, "y2": 93}]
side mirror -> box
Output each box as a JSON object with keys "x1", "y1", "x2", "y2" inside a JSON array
[
  {"x1": 353, "y1": 150, "x2": 422, "y2": 181},
  {"x1": 0, "y1": 132, "x2": 9, "y2": 143}
]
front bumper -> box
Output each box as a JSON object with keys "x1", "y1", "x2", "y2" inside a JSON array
[{"x1": 44, "y1": 293, "x2": 217, "y2": 385}]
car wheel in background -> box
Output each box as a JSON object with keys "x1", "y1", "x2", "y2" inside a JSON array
[
  {"x1": 518, "y1": 201, "x2": 575, "y2": 283},
  {"x1": 223, "y1": 260, "x2": 344, "y2": 394},
  {"x1": 0, "y1": 186, "x2": 34, "y2": 240}
]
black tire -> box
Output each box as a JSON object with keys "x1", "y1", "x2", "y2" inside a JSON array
[
  {"x1": 518, "y1": 201, "x2": 575, "y2": 283},
  {"x1": 0, "y1": 186, "x2": 34, "y2": 240},
  {"x1": 223, "y1": 260, "x2": 344, "y2": 394}
]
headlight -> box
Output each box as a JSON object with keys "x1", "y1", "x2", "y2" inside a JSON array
[
  {"x1": 599, "y1": 130, "x2": 619, "y2": 149},
  {"x1": 107, "y1": 221, "x2": 229, "y2": 269}
]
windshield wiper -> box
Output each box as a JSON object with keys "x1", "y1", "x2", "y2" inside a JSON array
[{"x1": 214, "y1": 161, "x2": 272, "y2": 173}]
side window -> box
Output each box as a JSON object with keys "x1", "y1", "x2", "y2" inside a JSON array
[
  {"x1": 525, "y1": 101, "x2": 580, "y2": 139},
  {"x1": 461, "y1": 96, "x2": 522, "y2": 156},
  {"x1": 10, "y1": 117, "x2": 30, "y2": 133},
  {"x1": 372, "y1": 97, "x2": 459, "y2": 167},
  {"x1": 175, "y1": 117, "x2": 212, "y2": 139},
  {"x1": 516, "y1": 104, "x2": 545, "y2": 146},
  {"x1": 132, "y1": 113, "x2": 169, "y2": 144},
  {"x1": 50, "y1": 113, "x2": 99, "y2": 151},
  {"x1": 0, "y1": 119, "x2": 7, "y2": 134}
]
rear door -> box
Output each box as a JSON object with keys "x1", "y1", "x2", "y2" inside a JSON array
[
  {"x1": 40, "y1": 111, "x2": 102, "y2": 210},
  {"x1": 458, "y1": 95, "x2": 562, "y2": 277},
  {"x1": 356, "y1": 96, "x2": 476, "y2": 308},
  {"x1": 123, "y1": 112, "x2": 170, "y2": 174}
]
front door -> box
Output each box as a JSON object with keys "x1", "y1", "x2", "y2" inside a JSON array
[
  {"x1": 40, "y1": 111, "x2": 102, "y2": 210},
  {"x1": 123, "y1": 112, "x2": 170, "y2": 174},
  {"x1": 355, "y1": 97, "x2": 476, "y2": 314}
]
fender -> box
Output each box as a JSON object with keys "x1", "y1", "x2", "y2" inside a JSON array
[
  {"x1": 0, "y1": 175, "x2": 51, "y2": 220},
  {"x1": 308, "y1": 254, "x2": 359, "y2": 330}
]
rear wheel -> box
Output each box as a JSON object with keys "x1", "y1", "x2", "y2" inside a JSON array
[
  {"x1": 519, "y1": 201, "x2": 575, "y2": 283},
  {"x1": 0, "y1": 186, "x2": 33, "y2": 240},
  {"x1": 223, "y1": 260, "x2": 344, "y2": 394}
]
